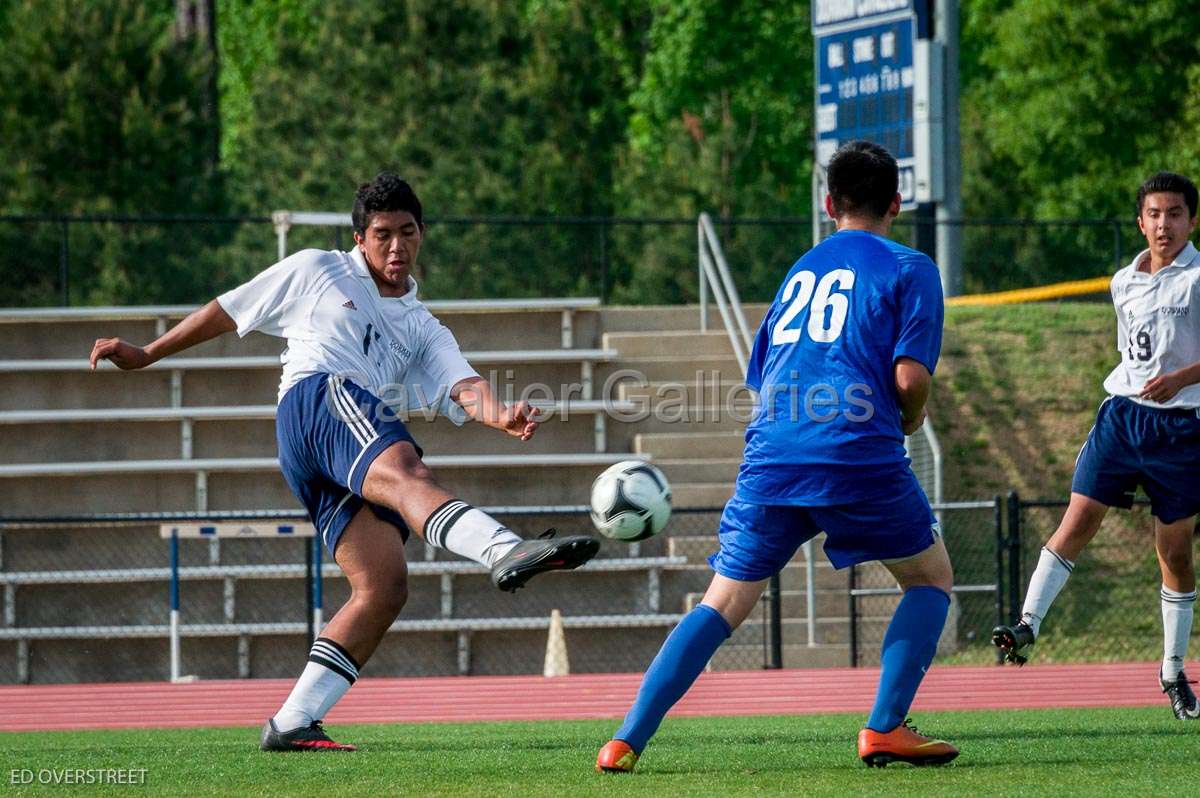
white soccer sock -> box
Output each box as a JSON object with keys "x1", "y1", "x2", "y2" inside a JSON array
[
  {"x1": 1161, "y1": 584, "x2": 1196, "y2": 682},
  {"x1": 1019, "y1": 547, "x2": 1075, "y2": 637},
  {"x1": 272, "y1": 637, "x2": 360, "y2": 733},
  {"x1": 422, "y1": 499, "x2": 521, "y2": 567}
]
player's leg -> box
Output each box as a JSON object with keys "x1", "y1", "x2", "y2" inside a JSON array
[
  {"x1": 868, "y1": 536, "x2": 954, "y2": 726},
  {"x1": 992, "y1": 492, "x2": 1110, "y2": 663},
  {"x1": 597, "y1": 500, "x2": 805, "y2": 773},
  {"x1": 360, "y1": 442, "x2": 598, "y2": 590},
  {"x1": 995, "y1": 399, "x2": 1136, "y2": 663},
  {"x1": 854, "y1": 537, "x2": 958, "y2": 766},
  {"x1": 807, "y1": 475, "x2": 957, "y2": 766},
  {"x1": 263, "y1": 505, "x2": 407, "y2": 751},
  {"x1": 323, "y1": 375, "x2": 597, "y2": 591},
  {"x1": 1154, "y1": 514, "x2": 1199, "y2": 719},
  {"x1": 596, "y1": 574, "x2": 765, "y2": 772}
]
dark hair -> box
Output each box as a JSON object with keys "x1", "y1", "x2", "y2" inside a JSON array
[
  {"x1": 352, "y1": 172, "x2": 423, "y2": 235},
  {"x1": 826, "y1": 140, "x2": 899, "y2": 219},
  {"x1": 1136, "y1": 171, "x2": 1198, "y2": 218}
]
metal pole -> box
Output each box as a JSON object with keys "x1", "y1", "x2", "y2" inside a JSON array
[
  {"x1": 169, "y1": 530, "x2": 181, "y2": 682},
  {"x1": 767, "y1": 573, "x2": 783, "y2": 669},
  {"x1": 803, "y1": 539, "x2": 817, "y2": 647},
  {"x1": 848, "y1": 564, "x2": 859, "y2": 668},
  {"x1": 304, "y1": 539, "x2": 314, "y2": 645},
  {"x1": 993, "y1": 495, "x2": 1005, "y2": 663},
  {"x1": 697, "y1": 217, "x2": 708, "y2": 332},
  {"x1": 1006, "y1": 491, "x2": 1022, "y2": 626},
  {"x1": 934, "y1": 0, "x2": 962, "y2": 296},
  {"x1": 312, "y1": 534, "x2": 323, "y2": 638},
  {"x1": 599, "y1": 220, "x2": 609, "y2": 304},
  {"x1": 59, "y1": 218, "x2": 70, "y2": 306}
]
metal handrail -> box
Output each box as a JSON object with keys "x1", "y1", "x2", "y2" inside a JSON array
[{"x1": 697, "y1": 213, "x2": 753, "y2": 374}]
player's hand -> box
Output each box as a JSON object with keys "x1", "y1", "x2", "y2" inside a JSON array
[
  {"x1": 500, "y1": 401, "x2": 541, "y2": 441},
  {"x1": 1139, "y1": 372, "x2": 1187, "y2": 403},
  {"x1": 89, "y1": 338, "x2": 154, "y2": 370},
  {"x1": 901, "y1": 407, "x2": 926, "y2": 436}
]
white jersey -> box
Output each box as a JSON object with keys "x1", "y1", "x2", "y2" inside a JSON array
[
  {"x1": 217, "y1": 247, "x2": 479, "y2": 420},
  {"x1": 1103, "y1": 241, "x2": 1200, "y2": 409}
]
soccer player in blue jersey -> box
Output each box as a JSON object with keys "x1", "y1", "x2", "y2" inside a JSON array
[
  {"x1": 993, "y1": 172, "x2": 1200, "y2": 720},
  {"x1": 596, "y1": 141, "x2": 956, "y2": 772},
  {"x1": 89, "y1": 174, "x2": 600, "y2": 751}
]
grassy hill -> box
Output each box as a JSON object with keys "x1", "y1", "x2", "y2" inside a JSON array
[{"x1": 932, "y1": 302, "x2": 1117, "y2": 500}]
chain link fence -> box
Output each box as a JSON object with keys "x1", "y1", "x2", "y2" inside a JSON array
[
  {"x1": 0, "y1": 507, "x2": 730, "y2": 684},
  {"x1": 849, "y1": 500, "x2": 1003, "y2": 667},
  {"x1": 1, "y1": 500, "x2": 1008, "y2": 684},
  {"x1": 1, "y1": 214, "x2": 1146, "y2": 308}
]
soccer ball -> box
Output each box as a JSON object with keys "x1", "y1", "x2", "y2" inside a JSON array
[{"x1": 589, "y1": 460, "x2": 672, "y2": 542}]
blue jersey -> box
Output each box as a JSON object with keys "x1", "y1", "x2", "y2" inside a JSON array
[{"x1": 734, "y1": 229, "x2": 944, "y2": 506}]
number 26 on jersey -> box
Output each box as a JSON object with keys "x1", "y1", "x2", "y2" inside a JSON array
[{"x1": 771, "y1": 269, "x2": 856, "y2": 346}]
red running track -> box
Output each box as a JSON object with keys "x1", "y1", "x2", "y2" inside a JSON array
[{"x1": 0, "y1": 663, "x2": 1167, "y2": 733}]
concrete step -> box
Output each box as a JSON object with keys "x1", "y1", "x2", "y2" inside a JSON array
[
  {"x1": 0, "y1": 459, "x2": 623, "y2": 515},
  {"x1": 598, "y1": 357, "x2": 745, "y2": 385},
  {"x1": 636, "y1": 432, "x2": 744, "y2": 459},
  {"x1": 669, "y1": 482, "x2": 733, "y2": 509},
  {"x1": 0, "y1": 410, "x2": 609, "y2": 464},
  {"x1": 599, "y1": 304, "x2": 769, "y2": 334},
  {"x1": 616, "y1": 379, "x2": 750, "y2": 406},
  {"x1": 602, "y1": 331, "x2": 735, "y2": 358},
  {"x1": 0, "y1": 309, "x2": 603, "y2": 358},
  {"x1": 656, "y1": 458, "x2": 741, "y2": 484}
]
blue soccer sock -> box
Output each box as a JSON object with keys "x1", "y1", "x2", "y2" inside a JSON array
[
  {"x1": 614, "y1": 603, "x2": 732, "y2": 753},
  {"x1": 866, "y1": 585, "x2": 951, "y2": 733}
]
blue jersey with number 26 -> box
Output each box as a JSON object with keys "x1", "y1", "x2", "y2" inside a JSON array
[{"x1": 734, "y1": 229, "x2": 944, "y2": 506}]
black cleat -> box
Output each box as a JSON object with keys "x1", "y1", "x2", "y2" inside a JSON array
[
  {"x1": 490, "y1": 528, "x2": 600, "y2": 593},
  {"x1": 1160, "y1": 670, "x2": 1200, "y2": 720},
  {"x1": 260, "y1": 719, "x2": 357, "y2": 751},
  {"x1": 992, "y1": 621, "x2": 1035, "y2": 666}
]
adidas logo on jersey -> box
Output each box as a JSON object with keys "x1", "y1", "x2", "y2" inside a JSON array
[{"x1": 342, "y1": 300, "x2": 357, "y2": 310}]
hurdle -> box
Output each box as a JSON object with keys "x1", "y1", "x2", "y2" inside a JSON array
[{"x1": 159, "y1": 522, "x2": 321, "y2": 683}]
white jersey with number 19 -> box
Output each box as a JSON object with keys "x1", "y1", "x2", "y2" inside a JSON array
[
  {"x1": 217, "y1": 247, "x2": 479, "y2": 417},
  {"x1": 1103, "y1": 241, "x2": 1200, "y2": 409}
]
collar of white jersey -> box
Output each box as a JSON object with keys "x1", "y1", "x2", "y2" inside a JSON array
[
  {"x1": 348, "y1": 247, "x2": 420, "y2": 305},
  {"x1": 1130, "y1": 240, "x2": 1200, "y2": 275}
]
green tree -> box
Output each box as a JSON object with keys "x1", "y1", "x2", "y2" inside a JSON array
[
  {"x1": 958, "y1": 0, "x2": 1200, "y2": 289},
  {"x1": 0, "y1": 0, "x2": 224, "y2": 304},
  {"x1": 610, "y1": 0, "x2": 814, "y2": 303}
]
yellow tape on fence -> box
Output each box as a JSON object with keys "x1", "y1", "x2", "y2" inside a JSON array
[{"x1": 947, "y1": 275, "x2": 1112, "y2": 306}]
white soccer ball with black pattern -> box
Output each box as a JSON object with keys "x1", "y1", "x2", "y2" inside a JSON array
[{"x1": 589, "y1": 460, "x2": 672, "y2": 542}]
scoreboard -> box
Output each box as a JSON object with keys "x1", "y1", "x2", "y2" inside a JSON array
[{"x1": 813, "y1": 0, "x2": 940, "y2": 211}]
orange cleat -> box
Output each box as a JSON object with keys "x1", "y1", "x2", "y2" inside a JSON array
[
  {"x1": 857, "y1": 719, "x2": 958, "y2": 767},
  {"x1": 596, "y1": 740, "x2": 639, "y2": 773}
]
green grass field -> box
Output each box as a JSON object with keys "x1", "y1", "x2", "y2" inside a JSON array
[{"x1": 2, "y1": 707, "x2": 1195, "y2": 797}]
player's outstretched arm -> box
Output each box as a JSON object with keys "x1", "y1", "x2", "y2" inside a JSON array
[
  {"x1": 895, "y1": 356, "x2": 932, "y2": 435},
  {"x1": 89, "y1": 299, "x2": 237, "y2": 371},
  {"x1": 451, "y1": 376, "x2": 541, "y2": 441}
]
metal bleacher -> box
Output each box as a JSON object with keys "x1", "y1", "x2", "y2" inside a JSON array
[{"x1": 0, "y1": 298, "x2": 724, "y2": 683}]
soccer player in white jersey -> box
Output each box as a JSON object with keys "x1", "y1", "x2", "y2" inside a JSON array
[
  {"x1": 993, "y1": 172, "x2": 1200, "y2": 720},
  {"x1": 89, "y1": 173, "x2": 601, "y2": 750}
]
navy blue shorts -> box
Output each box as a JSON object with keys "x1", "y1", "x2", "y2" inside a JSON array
[
  {"x1": 1072, "y1": 395, "x2": 1200, "y2": 523},
  {"x1": 277, "y1": 373, "x2": 420, "y2": 556},
  {"x1": 710, "y1": 470, "x2": 938, "y2": 580}
]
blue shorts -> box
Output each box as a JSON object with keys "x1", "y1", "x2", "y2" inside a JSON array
[
  {"x1": 277, "y1": 373, "x2": 420, "y2": 556},
  {"x1": 1072, "y1": 395, "x2": 1200, "y2": 524},
  {"x1": 710, "y1": 471, "x2": 938, "y2": 580}
]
